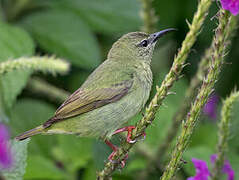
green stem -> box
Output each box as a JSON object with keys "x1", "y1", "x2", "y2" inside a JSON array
[
  {"x1": 27, "y1": 77, "x2": 70, "y2": 104},
  {"x1": 160, "y1": 10, "x2": 231, "y2": 180},
  {"x1": 140, "y1": 0, "x2": 157, "y2": 33},
  {"x1": 97, "y1": 0, "x2": 211, "y2": 179},
  {"x1": 151, "y1": 13, "x2": 238, "y2": 172},
  {"x1": 0, "y1": 56, "x2": 70, "y2": 75},
  {"x1": 211, "y1": 90, "x2": 239, "y2": 180}
]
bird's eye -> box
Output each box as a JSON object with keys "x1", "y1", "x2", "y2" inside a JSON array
[{"x1": 139, "y1": 40, "x2": 148, "y2": 47}]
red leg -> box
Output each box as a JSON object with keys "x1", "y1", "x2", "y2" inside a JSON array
[
  {"x1": 105, "y1": 140, "x2": 118, "y2": 160},
  {"x1": 120, "y1": 154, "x2": 128, "y2": 168},
  {"x1": 104, "y1": 140, "x2": 128, "y2": 168},
  {"x1": 112, "y1": 126, "x2": 134, "y2": 135},
  {"x1": 112, "y1": 126, "x2": 146, "y2": 143},
  {"x1": 105, "y1": 126, "x2": 146, "y2": 168}
]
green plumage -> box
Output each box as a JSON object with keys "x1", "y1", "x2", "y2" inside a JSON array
[{"x1": 16, "y1": 30, "x2": 174, "y2": 141}]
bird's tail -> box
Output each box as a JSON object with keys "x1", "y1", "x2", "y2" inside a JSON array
[{"x1": 15, "y1": 125, "x2": 45, "y2": 141}]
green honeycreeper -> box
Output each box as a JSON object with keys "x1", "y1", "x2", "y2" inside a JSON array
[{"x1": 16, "y1": 29, "x2": 175, "y2": 153}]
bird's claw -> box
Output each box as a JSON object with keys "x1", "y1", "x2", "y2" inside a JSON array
[
  {"x1": 127, "y1": 132, "x2": 146, "y2": 144},
  {"x1": 108, "y1": 151, "x2": 128, "y2": 168},
  {"x1": 105, "y1": 125, "x2": 146, "y2": 169},
  {"x1": 105, "y1": 140, "x2": 128, "y2": 168},
  {"x1": 113, "y1": 126, "x2": 146, "y2": 144}
]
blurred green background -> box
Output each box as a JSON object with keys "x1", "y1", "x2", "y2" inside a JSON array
[{"x1": 0, "y1": 0, "x2": 238, "y2": 179}]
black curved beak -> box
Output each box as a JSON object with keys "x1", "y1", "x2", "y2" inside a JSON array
[{"x1": 150, "y1": 28, "x2": 177, "y2": 44}]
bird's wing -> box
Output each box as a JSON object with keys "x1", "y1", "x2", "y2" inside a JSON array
[{"x1": 43, "y1": 79, "x2": 133, "y2": 128}]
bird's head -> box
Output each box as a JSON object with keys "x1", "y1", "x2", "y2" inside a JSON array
[{"x1": 108, "y1": 28, "x2": 176, "y2": 63}]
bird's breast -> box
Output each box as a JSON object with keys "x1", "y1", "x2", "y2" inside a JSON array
[
  {"x1": 133, "y1": 63, "x2": 153, "y2": 107},
  {"x1": 135, "y1": 62, "x2": 152, "y2": 88}
]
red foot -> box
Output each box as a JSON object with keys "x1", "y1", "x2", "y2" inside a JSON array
[
  {"x1": 105, "y1": 140, "x2": 117, "y2": 160},
  {"x1": 105, "y1": 140, "x2": 128, "y2": 168},
  {"x1": 104, "y1": 126, "x2": 146, "y2": 168},
  {"x1": 112, "y1": 126, "x2": 146, "y2": 143}
]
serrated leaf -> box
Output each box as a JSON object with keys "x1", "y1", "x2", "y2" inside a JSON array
[
  {"x1": 20, "y1": 10, "x2": 100, "y2": 69},
  {"x1": 34, "y1": 0, "x2": 142, "y2": 34},
  {"x1": 1, "y1": 139, "x2": 29, "y2": 180},
  {"x1": 0, "y1": 22, "x2": 34, "y2": 109}
]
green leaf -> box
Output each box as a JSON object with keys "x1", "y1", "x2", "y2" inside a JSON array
[
  {"x1": 35, "y1": 0, "x2": 142, "y2": 34},
  {"x1": 66, "y1": 70, "x2": 90, "y2": 92},
  {"x1": 9, "y1": 99, "x2": 63, "y2": 178},
  {"x1": 0, "y1": 22, "x2": 34, "y2": 177},
  {"x1": 24, "y1": 155, "x2": 67, "y2": 179},
  {"x1": 0, "y1": 70, "x2": 31, "y2": 109},
  {"x1": 189, "y1": 122, "x2": 218, "y2": 149},
  {"x1": 52, "y1": 135, "x2": 93, "y2": 173},
  {"x1": 0, "y1": 22, "x2": 34, "y2": 109},
  {"x1": 2, "y1": 140, "x2": 30, "y2": 180},
  {"x1": 125, "y1": 157, "x2": 147, "y2": 172},
  {"x1": 0, "y1": 22, "x2": 34, "y2": 62},
  {"x1": 82, "y1": 161, "x2": 97, "y2": 180},
  {"x1": 92, "y1": 136, "x2": 125, "y2": 170},
  {"x1": 20, "y1": 10, "x2": 100, "y2": 69},
  {"x1": 73, "y1": 0, "x2": 142, "y2": 34},
  {"x1": 92, "y1": 140, "x2": 111, "y2": 170},
  {"x1": 0, "y1": 94, "x2": 9, "y2": 123},
  {"x1": 9, "y1": 98, "x2": 56, "y2": 157}
]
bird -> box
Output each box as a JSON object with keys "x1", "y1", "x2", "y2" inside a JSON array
[{"x1": 16, "y1": 29, "x2": 175, "y2": 164}]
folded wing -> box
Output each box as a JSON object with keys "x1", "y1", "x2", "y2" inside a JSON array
[{"x1": 43, "y1": 80, "x2": 133, "y2": 128}]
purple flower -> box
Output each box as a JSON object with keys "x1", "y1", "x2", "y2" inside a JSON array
[
  {"x1": 188, "y1": 155, "x2": 234, "y2": 180},
  {"x1": 211, "y1": 154, "x2": 234, "y2": 180},
  {"x1": 0, "y1": 123, "x2": 12, "y2": 169},
  {"x1": 223, "y1": 160, "x2": 235, "y2": 180},
  {"x1": 187, "y1": 158, "x2": 210, "y2": 180},
  {"x1": 203, "y1": 94, "x2": 219, "y2": 119},
  {"x1": 220, "y1": 0, "x2": 239, "y2": 16}
]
